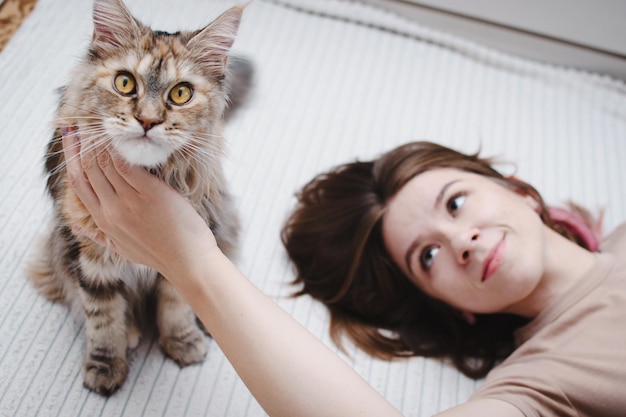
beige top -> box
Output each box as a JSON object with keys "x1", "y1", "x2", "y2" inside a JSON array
[{"x1": 471, "y1": 223, "x2": 626, "y2": 417}]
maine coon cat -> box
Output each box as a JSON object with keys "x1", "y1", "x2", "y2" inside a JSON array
[{"x1": 26, "y1": 0, "x2": 251, "y2": 396}]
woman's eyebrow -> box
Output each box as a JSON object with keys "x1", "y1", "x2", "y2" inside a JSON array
[
  {"x1": 404, "y1": 179, "x2": 460, "y2": 274},
  {"x1": 434, "y1": 180, "x2": 460, "y2": 209}
]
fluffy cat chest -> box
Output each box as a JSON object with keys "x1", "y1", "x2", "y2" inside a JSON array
[{"x1": 79, "y1": 250, "x2": 159, "y2": 293}]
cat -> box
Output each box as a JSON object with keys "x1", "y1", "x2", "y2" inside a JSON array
[{"x1": 25, "y1": 0, "x2": 251, "y2": 396}]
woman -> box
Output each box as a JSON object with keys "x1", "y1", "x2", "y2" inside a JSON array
[
  {"x1": 62, "y1": 132, "x2": 625, "y2": 417},
  {"x1": 281, "y1": 142, "x2": 602, "y2": 378}
]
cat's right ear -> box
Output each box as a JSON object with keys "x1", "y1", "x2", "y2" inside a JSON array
[{"x1": 92, "y1": 0, "x2": 144, "y2": 52}]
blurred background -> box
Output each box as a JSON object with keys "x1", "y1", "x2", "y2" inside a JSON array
[{"x1": 362, "y1": 0, "x2": 626, "y2": 81}]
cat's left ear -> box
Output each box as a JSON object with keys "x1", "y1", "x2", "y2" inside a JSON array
[{"x1": 188, "y1": 5, "x2": 245, "y2": 77}]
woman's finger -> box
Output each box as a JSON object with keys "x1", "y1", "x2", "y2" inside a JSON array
[
  {"x1": 95, "y1": 149, "x2": 137, "y2": 196},
  {"x1": 80, "y1": 142, "x2": 118, "y2": 203},
  {"x1": 97, "y1": 148, "x2": 163, "y2": 198}
]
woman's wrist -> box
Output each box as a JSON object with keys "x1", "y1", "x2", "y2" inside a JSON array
[{"x1": 159, "y1": 240, "x2": 229, "y2": 310}]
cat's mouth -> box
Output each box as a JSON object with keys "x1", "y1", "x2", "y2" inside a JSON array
[{"x1": 114, "y1": 134, "x2": 173, "y2": 168}]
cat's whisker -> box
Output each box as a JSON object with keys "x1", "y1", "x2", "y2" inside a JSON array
[
  {"x1": 188, "y1": 131, "x2": 224, "y2": 140},
  {"x1": 46, "y1": 131, "x2": 113, "y2": 176},
  {"x1": 187, "y1": 135, "x2": 224, "y2": 153},
  {"x1": 50, "y1": 117, "x2": 105, "y2": 124},
  {"x1": 55, "y1": 102, "x2": 110, "y2": 118},
  {"x1": 73, "y1": 130, "x2": 110, "y2": 141},
  {"x1": 47, "y1": 126, "x2": 110, "y2": 143},
  {"x1": 178, "y1": 147, "x2": 219, "y2": 172}
]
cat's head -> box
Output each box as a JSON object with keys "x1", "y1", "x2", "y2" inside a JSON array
[{"x1": 60, "y1": 0, "x2": 244, "y2": 168}]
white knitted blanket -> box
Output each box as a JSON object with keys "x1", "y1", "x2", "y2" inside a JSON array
[{"x1": 1, "y1": 0, "x2": 625, "y2": 415}]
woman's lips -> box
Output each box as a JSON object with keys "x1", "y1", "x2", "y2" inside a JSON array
[{"x1": 482, "y1": 236, "x2": 506, "y2": 282}]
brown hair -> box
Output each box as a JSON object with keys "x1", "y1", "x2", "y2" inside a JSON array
[{"x1": 281, "y1": 141, "x2": 591, "y2": 379}]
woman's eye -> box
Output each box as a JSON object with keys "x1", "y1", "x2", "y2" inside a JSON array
[
  {"x1": 113, "y1": 72, "x2": 137, "y2": 96},
  {"x1": 169, "y1": 83, "x2": 193, "y2": 105},
  {"x1": 420, "y1": 246, "x2": 440, "y2": 272},
  {"x1": 447, "y1": 193, "x2": 466, "y2": 214}
]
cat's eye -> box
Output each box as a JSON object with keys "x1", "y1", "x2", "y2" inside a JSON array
[
  {"x1": 113, "y1": 72, "x2": 137, "y2": 96},
  {"x1": 169, "y1": 83, "x2": 193, "y2": 105}
]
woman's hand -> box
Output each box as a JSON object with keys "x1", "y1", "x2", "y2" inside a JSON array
[{"x1": 61, "y1": 127, "x2": 218, "y2": 281}]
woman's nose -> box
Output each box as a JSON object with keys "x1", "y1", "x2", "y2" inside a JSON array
[{"x1": 452, "y1": 228, "x2": 479, "y2": 264}]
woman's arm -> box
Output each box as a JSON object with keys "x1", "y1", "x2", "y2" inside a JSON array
[
  {"x1": 181, "y1": 249, "x2": 406, "y2": 417},
  {"x1": 62, "y1": 130, "x2": 523, "y2": 417}
]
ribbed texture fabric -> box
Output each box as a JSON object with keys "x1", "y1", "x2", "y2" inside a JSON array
[{"x1": 0, "y1": 0, "x2": 625, "y2": 416}]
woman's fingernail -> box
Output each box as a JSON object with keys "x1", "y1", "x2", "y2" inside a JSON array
[{"x1": 61, "y1": 126, "x2": 78, "y2": 140}]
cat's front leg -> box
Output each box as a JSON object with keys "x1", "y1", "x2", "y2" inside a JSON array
[
  {"x1": 79, "y1": 285, "x2": 130, "y2": 396},
  {"x1": 156, "y1": 275, "x2": 207, "y2": 366}
]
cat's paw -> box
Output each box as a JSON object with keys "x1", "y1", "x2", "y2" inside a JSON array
[
  {"x1": 159, "y1": 326, "x2": 207, "y2": 367},
  {"x1": 83, "y1": 356, "x2": 129, "y2": 396}
]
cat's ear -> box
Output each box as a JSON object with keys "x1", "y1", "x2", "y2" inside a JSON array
[
  {"x1": 92, "y1": 0, "x2": 144, "y2": 51},
  {"x1": 187, "y1": 5, "x2": 244, "y2": 77}
]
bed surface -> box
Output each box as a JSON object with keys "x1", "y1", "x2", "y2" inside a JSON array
[{"x1": 1, "y1": 0, "x2": 625, "y2": 416}]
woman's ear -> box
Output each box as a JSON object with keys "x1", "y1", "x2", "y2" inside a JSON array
[{"x1": 505, "y1": 176, "x2": 541, "y2": 212}]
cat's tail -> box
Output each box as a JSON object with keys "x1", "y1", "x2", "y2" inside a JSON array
[
  {"x1": 224, "y1": 55, "x2": 254, "y2": 121},
  {"x1": 24, "y1": 233, "x2": 67, "y2": 302}
]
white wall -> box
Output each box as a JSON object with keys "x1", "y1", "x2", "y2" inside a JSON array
[{"x1": 360, "y1": 0, "x2": 626, "y2": 81}]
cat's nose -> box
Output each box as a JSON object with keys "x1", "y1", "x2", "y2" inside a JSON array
[{"x1": 135, "y1": 116, "x2": 162, "y2": 133}]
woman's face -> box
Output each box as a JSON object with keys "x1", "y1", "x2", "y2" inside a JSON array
[{"x1": 381, "y1": 168, "x2": 547, "y2": 315}]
